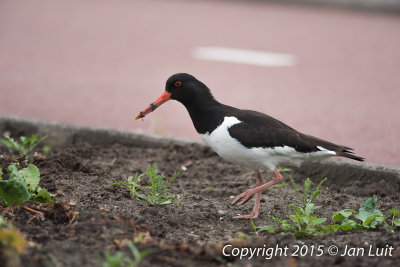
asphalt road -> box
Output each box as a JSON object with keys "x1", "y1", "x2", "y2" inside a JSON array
[{"x1": 0, "y1": 0, "x2": 399, "y2": 167}]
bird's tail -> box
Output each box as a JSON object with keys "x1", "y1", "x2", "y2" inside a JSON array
[
  {"x1": 307, "y1": 135, "x2": 364, "y2": 162},
  {"x1": 336, "y1": 150, "x2": 364, "y2": 162}
]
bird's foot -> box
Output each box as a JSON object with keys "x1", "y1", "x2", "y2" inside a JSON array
[
  {"x1": 232, "y1": 189, "x2": 257, "y2": 206},
  {"x1": 233, "y1": 211, "x2": 259, "y2": 219}
]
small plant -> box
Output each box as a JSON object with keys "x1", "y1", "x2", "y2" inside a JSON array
[
  {"x1": 250, "y1": 218, "x2": 277, "y2": 235},
  {"x1": 284, "y1": 177, "x2": 328, "y2": 237},
  {"x1": 271, "y1": 183, "x2": 288, "y2": 189},
  {"x1": 250, "y1": 218, "x2": 258, "y2": 236},
  {"x1": 0, "y1": 163, "x2": 52, "y2": 206},
  {"x1": 257, "y1": 181, "x2": 400, "y2": 237},
  {"x1": 111, "y1": 173, "x2": 145, "y2": 199},
  {"x1": 1, "y1": 133, "x2": 48, "y2": 158},
  {"x1": 0, "y1": 215, "x2": 27, "y2": 266},
  {"x1": 354, "y1": 195, "x2": 386, "y2": 228},
  {"x1": 102, "y1": 240, "x2": 151, "y2": 267},
  {"x1": 333, "y1": 195, "x2": 399, "y2": 231},
  {"x1": 42, "y1": 145, "x2": 51, "y2": 152},
  {"x1": 259, "y1": 177, "x2": 328, "y2": 237},
  {"x1": 103, "y1": 249, "x2": 132, "y2": 267},
  {"x1": 277, "y1": 167, "x2": 291, "y2": 173},
  {"x1": 388, "y1": 209, "x2": 400, "y2": 230},
  {"x1": 290, "y1": 176, "x2": 327, "y2": 207},
  {"x1": 111, "y1": 163, "x2": 179, "y2": 206}
]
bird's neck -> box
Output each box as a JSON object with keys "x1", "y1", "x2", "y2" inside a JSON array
[{"x1": 182, "y1": 97, "x2": 229, "y2": 135}]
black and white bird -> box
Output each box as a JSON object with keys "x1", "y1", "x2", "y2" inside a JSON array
[{"x1": 136, "y1": 73, "x2": 363, "y2": 219}]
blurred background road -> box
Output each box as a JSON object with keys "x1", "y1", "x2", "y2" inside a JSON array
[{"x1": 0, "y1": 0, "x2": 399, "y2": 166}]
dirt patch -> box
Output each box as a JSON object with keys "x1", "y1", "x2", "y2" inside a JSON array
[{"x1": 1, "y1": 126, "x2": 399, "y2": 266}]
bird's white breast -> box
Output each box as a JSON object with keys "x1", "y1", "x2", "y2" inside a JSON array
[{"x1": 199, "y1": 116, "x2": 336, "y2": 170}]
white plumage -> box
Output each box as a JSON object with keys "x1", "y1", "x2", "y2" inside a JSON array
[{"x1": 200, "y1": 116, "x2": 336, "y2": 171}]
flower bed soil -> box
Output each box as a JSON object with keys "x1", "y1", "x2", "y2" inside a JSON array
[{"x1": 0, "y1": 118, "x2": 399, "y2": 266}]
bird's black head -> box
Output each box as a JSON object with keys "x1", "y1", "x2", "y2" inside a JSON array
[
  {"x1": 136, "y1": 73, "x2": 215, "y2": 120},
  {"x1": 165, "y1": 73, "x2": 213, "y2": 104}
]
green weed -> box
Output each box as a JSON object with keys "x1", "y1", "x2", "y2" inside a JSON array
[
  {"x1": 111, "y1": 163, "x2": 179, "y2": 206},
  {"x1": 389, "y1": 209, "x2": 400, "y2": 229},
  {"x1": 0, "y1": 163, "x2": 52, "y2": 206},
  {"x1": 333, "y1": 195, "x2": 400, "y2": 231},
  {"x1": 0, "y1": 215, "x2": 27, "y2": 263},
  {"x1": 42, "y1": 145, "x2": 51, "y2": 152},
  {"x1": 277, "y1": 167, "x2": 291, "y2": 173},
  {"x1": 102, "y1": 240, "x2": 151, "y2": 267},
  {"x1": 271, "y1": 183, "x2": 288, "y2": 189},
  {"x1": 1, "y1": 134, "x2": 48, "y2": 158},
  {"x1": 256, "y1": 177, "x2": 327, "y2": 237},
  {"x1": 290, "y1": 177, "x2": 327, "y2": 236},
  {"x1": 250, "y1": 218, "x2": 258, "y2": 236},
  {"x1": 111, "y1": 173, "x2": 145, "y2": 200},
  {"x1": 256, "y1": 177, "x2": 399, "y2": 237}
]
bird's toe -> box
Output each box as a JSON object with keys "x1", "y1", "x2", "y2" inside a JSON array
[
  {"x1": 233, "y1": 212, "x2": 259, "y2": 219},
  {"x1": 232, "y1": 189, "x2": 256, "y2": 205}
]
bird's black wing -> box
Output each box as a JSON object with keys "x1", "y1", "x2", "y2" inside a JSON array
[
  {"x1": 228, "y1": 122, "x2": 318, "y2": 152},
  {"x1": 228, "y1": 109, "x2": 364, "y2": 161}
]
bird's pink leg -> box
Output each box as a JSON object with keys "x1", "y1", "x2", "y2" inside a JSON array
[
  {"x1": 232, "y1": 169, "x2": 283, "y2": 208},
  {"x1": 233, "y1": 171, "x2": 263, "y2": 219}
]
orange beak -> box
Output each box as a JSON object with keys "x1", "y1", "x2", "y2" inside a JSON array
[{"x1": 135, "y1": 91, "x2": 172, "y2": 120}]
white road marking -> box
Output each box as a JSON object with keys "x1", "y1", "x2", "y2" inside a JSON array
[{"x1": 192, "y1": 46, "x2": 297, "y2": 67}]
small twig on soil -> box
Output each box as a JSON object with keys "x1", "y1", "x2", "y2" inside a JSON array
[
  {"x1": 23, "y1": 206, "x2": 45, "y2": 223},
  {"x1": 68, "y1": 211, "x2": 77, "y2": 225},
  {"x1": 27, "y1": 213, "x2": 45, "y2": 223},
  {"x1": 109, "y1": 157, "x2": 117, "y2": 166},
  {"x1": 24, "y1": 206, "x2": 44, "y2": 215}
]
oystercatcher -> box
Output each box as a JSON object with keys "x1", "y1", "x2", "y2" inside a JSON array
[{"x1": 136, "y1": 73, "x2": 363, "y2": 219}]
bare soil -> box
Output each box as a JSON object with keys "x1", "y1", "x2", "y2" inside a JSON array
[{"x1": 1, "y1": 138, "x2": 399, "y2": 266}]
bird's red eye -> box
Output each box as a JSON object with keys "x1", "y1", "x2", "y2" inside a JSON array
[{"x1": 175, "y1": 81, "x2": 182, "y2": 87}]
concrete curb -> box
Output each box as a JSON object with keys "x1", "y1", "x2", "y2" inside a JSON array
[
  {"x1": 0, "y1": 116, "x2": 198, "y2": 150},
  {"x1": 260, "y1": 0, "x2": 400, "y2": 13},
  {"x1": 1, "y1": 117, "x2": 399, "y2": 185}
]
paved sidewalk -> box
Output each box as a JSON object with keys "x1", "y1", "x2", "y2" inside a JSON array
[{"x1": 0, "y1": 0, "x2": 399, "y2": 166}]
